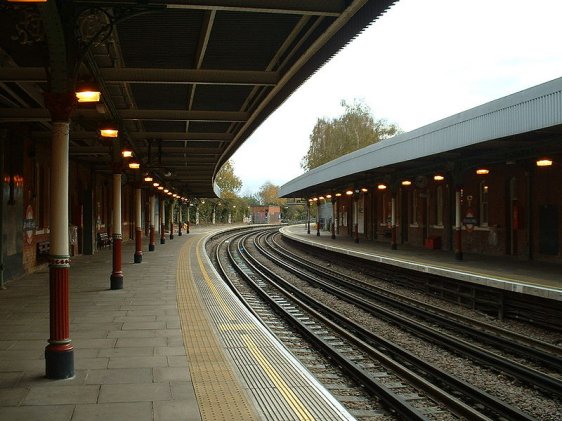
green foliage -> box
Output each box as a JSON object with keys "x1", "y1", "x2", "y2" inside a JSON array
[
  {"x1": 215, "y1": 160, "x2": 242, "y2": 195},
  {"x1": 300, "y1": 99, "x2": 400, "y2": 171},
  {"x1": 257, "y1": 182, "x2": 285, "y2": 206}
]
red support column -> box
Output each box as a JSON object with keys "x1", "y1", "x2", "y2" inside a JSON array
[
  {"x1": 134, "y1": 186, "x2": 143, "y2": 263},
  {"x1": 169, "y1": 200, "x2": 174, "y2": 240},
  {"x1": 331, "y1": 197, "x2": 336, "y2": 239},
  {"x1": 391, "y1": 193, "x2": 398, "y2": 250},
  {"x1": 455, "y1": 188, "x2": 463, "y2": 260},
  {"x1": 354, "y1": 192, "x2": 359, "y2": 243},
  {"x1": 44, "y1": 91, "x2": 75, "y2": 379},
  {"x1": 110, "y1": 165, "x2": 124, "y2": 289},
  {"x1": 186, "y1": 202, "x2": 190, "y2": 234},
  {"x1": 316, "y1": 200, "x2": 320, "y2": 236},
  {"x1": 307, "y1": 201, "x2": 311, "y2": 234},
  {"x1": 160, "y1": 198, "x2": 166, "y2": 244},
  {"x1": 149, "y1": 194, "x2": 155, "y2": 251}
]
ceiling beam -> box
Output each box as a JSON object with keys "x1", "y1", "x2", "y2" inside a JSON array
[
  {"x1": 0, "y1": 68, "x2": 278, "y2": 86},
  {"x1": 74, "y1": 0, "x2": 345, "y2": 16},
  {"x1": 2, "y1": 109, "x2": 249, "y2": 122},
  {"x1": 35, "y1": 131, "x2": 234, "y2": 141}
]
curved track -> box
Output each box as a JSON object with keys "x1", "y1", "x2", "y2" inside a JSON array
[{"x1": 207, "y1": 227, "x2": 561, "y2": 420}]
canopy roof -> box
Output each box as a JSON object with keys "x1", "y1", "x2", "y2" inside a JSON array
[
  {"x1": 280, "y1": 77, "x2": 562, "y2": 198},
  {"x1": 0, "y1": 0, "x2": 396, "y2": 197}
]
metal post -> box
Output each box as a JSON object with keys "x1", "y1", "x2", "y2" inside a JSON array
[
  {"x1": 0, "y1": 129, "x2": 5, "y2": 290},
  {"x1": 178, "y1": 202, "x2": 183, "y2": 236},
  {"x1": 169, "y1": 200, "x2": 174, "y2": 239},
  {"x1": 391, "y1": 193, "x2": 397, "y2": 250},
  {"x1": 134, "y1": 185, "x2": 142, "y2": 263},
  {"x1": 44, "y1": 91, "x2": 75, "y2": 379},
  {"x1": 316, "y1": 201, "x2": 320, "y2": 236},
  {"x1": 331, "y1": 197, "x2": 336, "y2": 239},
  {"x1": 110, "y1": 165, "x2": 124, "y2": 288},
  {"x1": 149, "y1": 194, "x2": 155, "y2": 251},
  {"x1": 160, "y1": 198, "x2": 166, "y2": 244},
  {"x1": 307, "y1": 201, "x2": 310, "y2": 234},
  {"x1": 455, "y1": 188, "x2": 463, "y2": 260},
  {"x1": 186, "y1": 203, "x2": 190, "y2": 233}
]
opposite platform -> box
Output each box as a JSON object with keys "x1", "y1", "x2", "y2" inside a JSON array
[
  {"x1": 281, "y1": 224, "x2": 562, "y2": 302},
  {"x1": 0, "y1": 225, "x2": 355, "y2": 421}
]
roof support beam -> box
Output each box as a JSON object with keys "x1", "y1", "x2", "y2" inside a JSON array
[
  {"x1": 2, "y1": 109, "x2": 249, "y2": 122},
  {"x1": 0, "y1": 68, "x2": 278, "y2": 86},
  {"x1": 74, "y1": 1, "x2": 345, "y2": 16}
]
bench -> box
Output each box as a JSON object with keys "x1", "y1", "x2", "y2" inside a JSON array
[
  {"x1": 97, "y1": 232, "x2": 111, "y2": 249},
  {"x1": 36, "y1": 240, "x2": 50, "y2": 259}
]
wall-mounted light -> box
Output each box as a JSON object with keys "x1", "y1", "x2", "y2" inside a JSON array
[
  {"x1": 335, "y1": 193, "x2": 342, "y2": 197},
  {"x1": 121, "y1": 150, "x2": 133, "y2": 158},
  {"x1": 377, "y1": 184, "x2": 387, "y2": 190},
  {"x1": 361, "y1": 188, "x2": 368, "y2": 192},
  {"x1": 476, "y1": 168, "x2": 489, "y2": 175},
  {"x1": 128, "y1": 161, "x2": 140, "y2": 169},
  {"x1": 163, "y1": 189, "x2": 169, "y2": 193},
  {"x1": 345, "y1": 190, "x2": 353, "y2": 195},
  {"x1": 312, "y1": 197, "x2": 318, "y2": 201},
  {"x1": 401, "y1": 180, "x2": 412, "y2": 186},
  {"x1": 319, "y1": 196, "x2": 324, "y2": 200},
  {"x1": 153, "y1": 182, "x2": 160, "y2": 187},
  {"x1": 75, "y1": 81, "x2": 100, "y2": 103},
  {"x1": 433, "y1": 174, "x2": 445, "y2": 181},
  {"x1": 326, "y1": 194, "x2": 332, "y2": 199},
  {"x1": 158, "y1": 186, "x2": 164, "y2": 190},
  {"x1": 536, "y1": 159, "x2": 553, "y2": 167},
  {"x1": 144, "y1": 175, "x2": 153, "y2": 182}
]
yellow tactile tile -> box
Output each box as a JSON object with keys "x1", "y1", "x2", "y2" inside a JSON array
[{"x1": 176, "y1": 235, "x2": 259, "y2": 421}]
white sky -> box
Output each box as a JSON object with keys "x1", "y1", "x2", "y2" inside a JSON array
[{"x1": 232, "y1": 0, "x2": 562, "y2": 195}]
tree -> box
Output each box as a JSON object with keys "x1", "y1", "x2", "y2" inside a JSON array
[
  {"x1": 215, "y1": 160, "x2": 242, "y2": 195},
  {"x1": 300, "y1": 99, "x2": 400, "y2": 171},
  {"x1": 257, "y1": 182, "x2": 285, "y2": 206}
]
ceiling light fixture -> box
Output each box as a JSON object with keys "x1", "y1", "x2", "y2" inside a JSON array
[
  {"x1": 536, "y1": 159, "x2": 553, "y2": 167},
  {"x1": 75, "y1": 81, "x2": 100, "y2": 102}
]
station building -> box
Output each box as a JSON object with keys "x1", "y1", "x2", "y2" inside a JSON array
[
  {"x1": 251, "y1": 205, "x2": 281, "y2": 224},
  {"x1": 280, "y1": 77, "x2": 562, "y2": 264}
]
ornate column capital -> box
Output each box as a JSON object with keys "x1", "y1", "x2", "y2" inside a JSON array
[{"x1": 43, "y1": 91, "x2": 76, "y2": 122}]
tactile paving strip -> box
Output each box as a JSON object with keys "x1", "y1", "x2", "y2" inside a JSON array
[
  {"x1": 177, "y1": 236, "x2": 259, "y2": 421},
  {"x1": 176, "y1": 233, "x2": 356, "y2": 421}
]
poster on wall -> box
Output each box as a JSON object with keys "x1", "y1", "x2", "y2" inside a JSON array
[{"x1": 23, "y1": 205, "x2": 35, "y2": 245}]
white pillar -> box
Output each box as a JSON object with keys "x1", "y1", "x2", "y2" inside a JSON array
[{"x1": 50, "y1": 122, "x2": 69, "y2": 256}]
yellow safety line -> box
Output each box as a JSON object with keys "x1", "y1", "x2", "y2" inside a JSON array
[
  {"x1": 242, "y1": 335, "x2": 316, "y2": 421},
  {"x1": 195, "y1": 236, "x2": 235, "y2": 320},
  {"x1": 177, "y1": 236, "x2": 258, "y2": 421}
]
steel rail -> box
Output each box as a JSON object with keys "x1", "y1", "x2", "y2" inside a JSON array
[
  {"x1": 271, "y1": 233, "x2": 562, "y2": 366},
  {"x1": 260, "y1": 232, "x2": 562, "y2": 398},
  {"x1": 226, "y1": 230, "x2": 432, "y2": 421}
]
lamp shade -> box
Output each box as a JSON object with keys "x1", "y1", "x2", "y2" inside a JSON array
[{"x1": 75, "y1": 81, "x2": 101, "y2": 103}]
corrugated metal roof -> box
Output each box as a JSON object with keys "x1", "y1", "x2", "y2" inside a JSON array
[{"x1": 280, "y1": 77, "x2": 562, "y2": 197}]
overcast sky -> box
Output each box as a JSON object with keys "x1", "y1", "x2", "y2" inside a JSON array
[{"x1": 232, "y1": 0, "x2": 562, "y2": 195}]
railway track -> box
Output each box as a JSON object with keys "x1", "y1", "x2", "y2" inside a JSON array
[
  {"x1": 208, "y1": 227, "x2": 560, "y2": 420},
  {"x1": 265, "y1": 232, "x2": 562, "y2": 383}
]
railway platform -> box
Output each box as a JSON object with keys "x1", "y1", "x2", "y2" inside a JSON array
[
  {"x1": 0, "y1": 225, "x2": 354, "y2": 421},
  {"x1": 280, "y1": 224, "x2": 562, "y2": 302}
]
